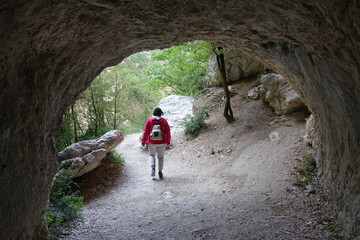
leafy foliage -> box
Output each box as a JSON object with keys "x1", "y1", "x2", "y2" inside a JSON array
[
  {"x1": 147, "y1": 40, "x2": 212, "y2": 96},
  {"x1": 294, "y1": 153, "x2": 317, "y2": 187},
  {"x1": 55, "y1": 52, "x2": 160, "y2": 150},
  {"x1": 55, "y1": 112, "x2": 75, "y2": 151},
  {"x1": 108, "y1": 149, "x2": 125, "y2": 164},
  {"x1": 45, "y1": 169, "x2": 83, "y2": 239},
  {"x1": 181, "y1": 105, "x2": 209, "y2": 136},
  {"x1": 55, "y1": 40, "x2": 212, "y2": 150}
]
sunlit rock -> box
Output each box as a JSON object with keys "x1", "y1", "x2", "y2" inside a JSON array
[
  {"x1": 204, "y1": 50, "x2": 265, "y2": 87},
  {"x1": 158, "y1": 95, "x2": 194, "y2": 133},
  {"x1": 247, "y1": 86, "x2": 261, "y2": 100},
  {"x1": 258, "y1": 74, "x2": 306, "y2": 115},
  {"x1": 57, "y1": 130, "x2": 123, "y2": 177}
]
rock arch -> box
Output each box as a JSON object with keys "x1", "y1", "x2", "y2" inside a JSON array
[{"x1": 0, "y1": 1, "x2": 359, "y2": 239}]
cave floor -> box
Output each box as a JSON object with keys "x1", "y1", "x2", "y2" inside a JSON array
[{"x1": 61, "y1": 86, "x2": 340, "y2": 240}]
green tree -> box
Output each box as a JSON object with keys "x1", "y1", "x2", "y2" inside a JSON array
[
  {"x1": 147, "y1": 40, "x2": 212, "y2": 96},
  {"x1": 55, "y1": 111, "x2": 74, "y2": 151},
  {"x1": 77, "y1": 74, "x2": 113, "y2": 140},
  {"x1": 55, "y1": 41, "x2": 213, "y2": 150}
]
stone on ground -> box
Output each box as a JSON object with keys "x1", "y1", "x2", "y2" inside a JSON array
[
  {"x1": 257, "y1": 73, "x2": 306, "y2": 115},
  {"x1": 57, "y1": 130, "x2": 124, "y2": 177}
]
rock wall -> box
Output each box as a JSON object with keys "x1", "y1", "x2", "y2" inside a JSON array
[
  {"x1": 204, "y1": 50, "x2": 265, "y2": 87},
  {"x1": 0, "y1": 1, "x2": 359, "y2": 239}
]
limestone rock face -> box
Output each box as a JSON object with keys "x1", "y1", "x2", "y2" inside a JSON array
[
  {"x1": 258, "y1": 74, "x2": 307, "y2": 115},
  {"x1": 247, "y1": 87, "x2": 261, "y2": 100},
  {"x1": 304, "y1": 115, "x2": 316, "y2": 147},
  {"x1": 0, "y1": 1, "x2": 359, "y2": 239},
  {"x1": 75, "y1": 149, "x2": 108, "y2": 177},
  {"x1": 59, "y1": 157, "x2": 85, "y2": 171},
  {"x1": 57, "y1": 130, "x2": 124, "y2": 177},
  {"x1": 158, "y1": 95, "x2": 194, "y2": 133},
  {"x1": 204, "y1": 50, "x2": 265, "y2": 87},
  {"x1": 226, "y1": 51, "x2": 265, "y2": 83},
  {"x1": 93, "y1": 130, "x2": 124, "y2": 151},
  {"x1": 58, "y1": 140, "x2": 96, "y2": 161},
  {"x1": 204, "y1": 53, "x2": 221, "y2": 87}
]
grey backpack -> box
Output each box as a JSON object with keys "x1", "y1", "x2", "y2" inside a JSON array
[{"x1": 150, "y1": 121, "x2": 163, "y2": 140}]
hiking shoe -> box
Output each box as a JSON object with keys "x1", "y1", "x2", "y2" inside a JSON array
[
  {"x1": 151, "y1": 168, "x2": 156, "y2": 177},
  {"x1": 158, "y1": 172, "x2": 163, "y2": 180}
]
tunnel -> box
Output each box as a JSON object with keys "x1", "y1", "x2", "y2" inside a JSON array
[{"x1": 0, "y1": 1, "x2": 359, "y2": 239}]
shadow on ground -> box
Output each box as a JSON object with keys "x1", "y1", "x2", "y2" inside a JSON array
[{"x1": 74, "y1": 155, "x2": 126, "y2": 203}]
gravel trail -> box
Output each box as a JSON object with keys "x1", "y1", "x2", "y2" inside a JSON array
[
  {"x1": 61, "y1": 126, "x2": 337, "y2": 239},
  {"x1": 61, "y1": 87, "x2": 339, "y2": 239}
]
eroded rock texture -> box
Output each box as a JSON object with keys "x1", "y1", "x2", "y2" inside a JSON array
[
  {"x1": 0, "y1": 1, "x2": 359, "y2": 239},
  {"x1": 257, "y1": 73, "x2": 307, "y2": 115},
  {"x1": 58, "y1": 130, "x2": 124, "y2": 177},
  {"x1": 204, "y1": 50, "x2": 265, "y2": 87},
  {"x1": 158, "y1": 95, "x2": 195, "y2": 133}
]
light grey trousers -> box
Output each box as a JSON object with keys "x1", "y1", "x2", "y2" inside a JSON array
[{"x1": 148, "y1": 143, "x2": 166, "y2": 171}]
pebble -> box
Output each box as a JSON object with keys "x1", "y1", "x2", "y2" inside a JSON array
[
  {"x1": 163, "y1": 191, "x2": 175, "y2": 199},
  {"x1": 269, "y1": 131, "x2": 281, "y2": 141}
]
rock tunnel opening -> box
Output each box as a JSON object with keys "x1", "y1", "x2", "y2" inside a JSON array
[{"x1": 0, "y1": 1, "x2": 359, "y2": 239}]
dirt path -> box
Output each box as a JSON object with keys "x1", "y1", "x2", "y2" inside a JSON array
[
  {"x1": 61, "y1": 130, "x2": 337, "y2": 239},
  {"x1": 61, "y1": 86, "x2": 339, "y2": 240}
]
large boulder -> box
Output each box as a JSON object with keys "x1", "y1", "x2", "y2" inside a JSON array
[
  {"x1": 257, "y1": 74, "x2": 307, "y2": 115},
  {"x1": 57, "y1": 130, "x2": 124, "y2": 177},
  {"x1": 93, "y1": 130, "x2": 124, "y2": 151},
  {"x1": 57, "y1": 140, "x2": 96, "y2": 161},
  {"x1": 76, "y1": 149, "x2": 108, "y2": 177},
  {"x1": 158, "y1": 95, "x2": 194, "y2": 134}
]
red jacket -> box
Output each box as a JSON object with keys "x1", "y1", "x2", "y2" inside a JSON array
[{"x1": 142, "y1": 116, "x2": 171, "y2": 145}]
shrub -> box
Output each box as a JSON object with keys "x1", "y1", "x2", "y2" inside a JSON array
[
  {"x1": 46, "y1": 169, "x2": 84, "y2": 239},
  {"x1": 181, "y1": 105, "x2": 209, "y2": 136},
  {"x1": 294, "y1": 153, "x2": 316, "y2": 187},
  {"x1": 108, "y1": 149, "x2": 125, "y2": 164},
  {"x1": 78, "y1": 125, "x2": 113, "y2": 142}
]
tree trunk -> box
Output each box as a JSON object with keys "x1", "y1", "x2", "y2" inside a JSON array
[
  {"x1": 71, "y1": 105, "x2": 78, "y2": 142},
  {"x1": 113, "y1": 75, "x2": 118, "y2": 129},
  {"x1": 214, "y1": 47, "x2": 235, "y2": 123},
  {"x1": 90, "y1": 89, "x2": 99, "y2": 133}
]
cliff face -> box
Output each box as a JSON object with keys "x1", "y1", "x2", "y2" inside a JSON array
[
  {"x1": 204, "y1": 50, "x2": 265, "y2": 87},
  {"x1": 0, "y1": 1, "x2": 359, "y2": 239}
]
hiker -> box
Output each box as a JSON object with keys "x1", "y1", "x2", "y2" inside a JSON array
[{"x1": 141, "y1": 107, "x2": 171, "y2": 179}]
